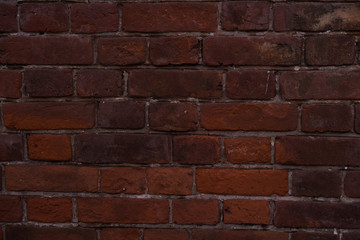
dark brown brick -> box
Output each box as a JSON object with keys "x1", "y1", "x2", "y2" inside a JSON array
[
  {"x1": 144, "y1": 229, "x2": 189, "y2": 240},
  {"x1": 0, "y1": 134, "x2": 23, "y2": 162},
  {"x1": 292, "y1": 232, "x2": 338, "y2": 240},
  {"x1": 101, "y1": 229, "x2": 140, "y2": 240},
  {"x1": 129, "y1": 70, "x2": 222, "y2": 99},
  {"x1": 192, "y1": 229, "x2": 288, "y2": 240},
  {"x1": 98, "y1": 101, "x2": 145, "y2": 129},
  {"x1": 221, "y1": 2, "x2": 270, "y2": 31},
  {"x1": 224, "y1": 200, "x2": 269, "y2": 225},
  {"x1": 75, "y1": 134, "x2": 170, "y2": 164},
  {"x1": 27, "y1": 198, "x2": 72, "y2": 223},
  {"x1": 276, "y1": 136, "x2": 360, "y2": 166},
  {"x1": 203, "y1": 36, "x2": 301, "y2": 66},
  {"x1": 0, "y1": 70, "x2": 22, "y2": 99},
  {"x1": 24, "y1": 69, "x2": 73, "y2": 97},
  {"x1": 0, "y1": 196, "x2": 22, "y2": 222},
  {"x1": 275, "y1": 201, "x2": 360, "y2": 228},
  {"x1": 226, "y1": 70, "x2": 275, "y2": 99},
  {"x1": 356, "y1": 104, "x2": 360, "y2": 133},
  {"x1": 343, "y1": 232, "x2": 360, "y2": 240},
  {"x1": 28, "y1": 134, "x2": 72, "y2": 161},
  {"x1": 345, "y1": 171, "x2": 360, "y2": 198},
  {"x1": 122, "y1": 3, "x2": 217, "y2": 32},
  {"x1": 173, "y1": 136, "x2": 220, "y2": 165},
  {"x1": 0, "y1": 3, "x2": 18, "y2": 32}
]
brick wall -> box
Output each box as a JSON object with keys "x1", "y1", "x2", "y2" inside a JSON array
[{"x1": 0, "y1": 1, "x2": 360, "y2": 240}]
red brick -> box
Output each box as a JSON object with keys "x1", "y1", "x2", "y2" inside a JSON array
[
  {"x1": 98, "y1": 101, "x2": 145, "y2": 129},
  {"x1": 122, "y1": 3, "x2": 217, "y2": 32},
  {"x1": 292, "y1": 170, "x2": 341, "y2": 197},
  {"x1": 71, "y1": 3, "x2": 118, "y2": 33},
  {"x1": 101, "y1": 167, "x2": 146, "y2": 194},
  {"x1": 129, "y1": 70, "x2": 222, "y2": 99},
  {"x1": 24, "y1": 69, "x2": 73, "y2": 97},
  {"x1": 276, "y1": 136, "x2": 360, "y2": 166},
  {"x1": 101, "y1": 229, "x2": 140, "y2": 240},
  {"x1": 226, "y1": 70, "x2": 275, "y2": 99},
  {"x1": 144, "y1": 229, "x2": 189, "y2": 240},
  {"x1": 356, "y1": 104, "x2": 360, "y2": 133},
  {"x1": 3, "y1": 102, "x2": 95, "y2": 130},
  {"x1": 6, "y1": 226, "x2": 96, "y2": 240},
  {"x1": 280, "y1": 71, "x2": 360, "y2": 100},
  {"x1": 201, "y1": 103, "x2": 298, "y2": 131},
  {"x1": 292, "y1": 232, "x2": 338, "y2": 240},
  {"x1": 345, "y1": 171, "x2": 360, "y2": 198},
  {"x1": 225, "y1": 137, "x2": 271, "y2": 164},
  {"x1": 275, "y1": 201, "x2": 360, "y2": 228},
  {"x1": 274, "y1": 3, "x2": 360, "y2": 31},
  {"x1": 302, "y1": 104, "x2": 352, "y2": 132},
  {"x1": 6, "y1": 165, "x2": 97, "y2": 192},
  {"x1": 196, "y1": 169, "x2": 288, "y2": 196},
  {"x1": 76, "y1": 69, "x2": 122, "y2": 97},
  {"x1": 0, "y1": 4, "x2": 18, "y2": 32},
  {"x1": 0, "y1": 196, "x2": 22, "y2": 222},
  {"x1": 221, "y1": 2, "x2": 270, "y2": 31},
  {"x1": 0, "y1": 134, "x2": 23, "y2": 162},
  {"x1": 343, "y1": 232, "x2": 360, "y2": 240},
  {"x1": 27, "y1": 198, "x2": 72, "y2": 223},
  {"x1": 305, "y1": 36, "x2": 355, "y2": 65},
  {"x1": 0, "y1": 70, "x2": 22, "y2": 99},
  {"x1": 28, "y1": 135, "x2": 72, "y2": 161},
  {"x1": 173, "y1": 136, "x2": 220, "y2": 165},
  {"x1": 203, "y1": 36, "x2": 301, "y2": 66},
  {"x1": 75, "y1": 134, "x2": 170, "y2": 164},
  {"x1": 147, "y1": 168, "x2": 193, "y2": 195},
  {"x1": 20, "y1": 4, "x2": 68, "y2": 33},
  {"x1": 97, "y1": 38, "x2": 147, "y2": 65},
  {"x1": 192, "y1": 229, "x2": 288, "y2": 240},
  {"x1": 224, "y1": 199, "x2": 269, "y2": 225},
  {"x1": 78, "y1": 198, "x2": 169, "y2": 223},
  {"x1": 150, "y1": 37, "x2": 199, "y2": 65},
  {"x1": 0, "y1": 228, "x2": 1, "y2": 240},
  {"x1": 149, "y1": 102, "x2": 198, "y2": 131},
  {"x1": 0, "y1": 36, "x2": 93, "y2": 65},
  {"x1": 173, "y1": 199, "x2": 219, "y2": 225}
]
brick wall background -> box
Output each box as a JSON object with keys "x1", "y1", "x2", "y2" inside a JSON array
[{"x1": 0, "y1": 0, "x2": 360, "y2": 240}]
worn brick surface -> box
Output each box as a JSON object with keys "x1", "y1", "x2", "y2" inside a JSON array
[
  {"x1": 27, "y1": 198, "x2": 72, "y2": 222},
  {"x1": 0, "y1": 70, "x2": 22, "y2": 99},
  {"x1": 28, "y1": 134, "x2": 72, "y2": 161},
  {"x1": 101, "y1": 229, "x2": 140, "y2": 240}
]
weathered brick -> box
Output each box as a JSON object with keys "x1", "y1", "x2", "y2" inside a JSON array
[
  {"x1": 3, "y1": 102, "x2": 95, "y2": 130},
  {"x1": 24, "y1": 69, "x2": 73, "y2": 97},
  {"x1": 356, "y1": 104, "x2": 360, "y2": 133},
  {"x1": 149, "y1": 102, "x2": 198, "y2": 131},
  {"x1": 0, "y1": 134, "x2": 23, "y2": 162},
  {"x1": 173, "y1": 199, "x2": 219, "y2": 225},
  {"x1": 173, "y1": 136, "x2": 220, "y2": 165},
  {"x1": 129, "y1": 70, "x2": 222, "y2": 99},
  {"x1": 275, "y1": 201, "x2": 360, "y2": 228},
  {"x1": 147, "y1": 168, "x2": 193, "y2": 195},
  {"x1": 78, "y1": 198, "x2": 169, "y2": 223},
  {"x1": 150, "y1": 37, "x2": 199, "y2": 65},
  {"x1": 97, "y1": 38, "x2": 147, "y2": 65},
  {"x1": 280, "y1": 71, "x2": 360, "y2": 100},
  {"x1": 345, "y1": 171, "x2": 360, "y2": 198},
  {"x1": 196, "y1": 169, "x2": 288, "y2": 195},
  {"x1": 192, "y1": 229, "x2": 288, "y2": 240},
  {"x1": 292, "y1": 170, "x2": 341, "y2": 197},
  {"x1": 144, "y1": 229, "x2": 189, "y2": 240},
  {"x1": 343, "y1": 232, "x2": 360, "y2": 240},
  {"x1": 302, "y1": 104, "x2": 352, "y2": 132},
  {"x1": 20, "y1": 4, "x2": 69, "y2": 33},
  {"x1": 201, "y1": 103, "x2": 298, "y2": 131},
  {"x1": 101, "y1": 167, "x2": 146, "y2": 194},
  {"x1": 27, "y1": 198, "x2": 72, "y2": 223},
  {"x1": 274, "y1": 3, "x2": 360, "y2": 31},
  {"x1": 292, "y1": 232, "x2": 338, "y2": 240},
  {"x1": 76, "y1": 69, "x2": 122, "y2": 97},
  {"x1": 6, "y1": 165, "x2": 98, "y2": 192},
  {"x1": 0, "y1": 70, "x2": 22, "y2": 99},
  {"x1": 276, "y1": 136, "x2": 360, "y2": 166},
  {"x1": 0, "y1": 3, "x2": 18, "y2": 32},
  {"x1": 221, "y1": 2, "x2": 270, "y2": 31},
  {"x1": 203, "y1": 36, "x2": 301, "y2": 66},
  {"x1": 6, "y1": 226, "x2": 96, "y2": 240},
  {"x1": 71, "y1": 3, "x2": 118, "y2": 33},
  {"x1": 101, "y1": 229, "x2": 140, "y2": 240},
  {"x1": 75, "y1": 134, "x2": 170, "y2": 164},
  {"x1": 224, "y1": 199, "x2": 269, "y2": 225},
  {"x1": 225, "y1": 137, "x2": 271, "y2": 164},
  {"x1": 305, "y1": 36, "x2": 355, "y2": 65},
  {"x1": 122, "y1": 3, "x2": 217, "y2": 32},
  {"x1": 28, "y1": 135, "x2": 72, "y2": 161},
  {"x1": 98, "y1": 101, "x2": 145, "y2": 129},
  {"x1": 0, "y1": 196, "x2": 22, "y2": 222},
  {"x1": 0, "y1": 36, "x2": 93, "y2": 65},
  {"x1": 226, "y1": 70, "x2": 275, "y2": 99}
]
